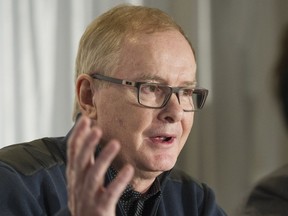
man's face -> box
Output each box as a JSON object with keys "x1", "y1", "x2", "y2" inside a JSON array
[{"x1": 93, "y1": 30, "x2": 196, "y2": 178}]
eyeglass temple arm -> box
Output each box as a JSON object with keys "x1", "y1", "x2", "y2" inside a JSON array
[{"x1": 91, "y1": 73, "x2": 137, "y2": 87}]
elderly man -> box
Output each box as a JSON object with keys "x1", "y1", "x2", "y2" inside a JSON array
[{"x1": 0, "y1": 4, "x2": 226, "y2": 216}]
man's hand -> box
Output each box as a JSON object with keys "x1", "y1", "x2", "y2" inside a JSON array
[{"x1": 67, "y1": 115, "x2": 134, "y2": 216}]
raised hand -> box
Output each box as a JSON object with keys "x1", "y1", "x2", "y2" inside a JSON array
[{"x1": 67, "y1": 115, "x2": 134, "y2": 216}]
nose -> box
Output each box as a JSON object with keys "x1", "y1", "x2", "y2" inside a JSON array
[{"x1": 157, "y1": 93, "x2": 184, "y2": 123}]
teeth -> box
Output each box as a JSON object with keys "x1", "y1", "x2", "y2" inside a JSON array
[
  {"x1": 157, "y1": 136, "x2": 171, "y2": 141},
  {"x1": 151, "y1": 136, "x2": 172, "y2": 142}
]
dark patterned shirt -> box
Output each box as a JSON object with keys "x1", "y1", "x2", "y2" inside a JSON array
[{"x1": 108, "y1": 166, "x2": 161, "y2": 216}]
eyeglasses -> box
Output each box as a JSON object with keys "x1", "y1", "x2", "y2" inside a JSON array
[{"x1": 91, "y1": 73, "x2": 208, "y2": 112}]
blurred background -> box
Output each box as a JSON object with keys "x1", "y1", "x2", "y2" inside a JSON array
[{"x1": 1, "y1": 0, "x2": 288, "y2": 215}]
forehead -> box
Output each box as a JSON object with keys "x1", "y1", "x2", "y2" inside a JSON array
[{"x1": 116, "y1": 30, "x2": 197, "y2": 84}]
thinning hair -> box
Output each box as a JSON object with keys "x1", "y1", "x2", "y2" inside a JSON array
[{"x1": 73, "y1": 4, "x2": 195, "y2": 120}]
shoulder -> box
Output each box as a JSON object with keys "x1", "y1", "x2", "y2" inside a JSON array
[
  {"x1": 0, "y1": 137, "x2": 66, "y2": 176},
  {"x1": 261, "y1": 163, "x2": 288, "y2": 181},
  {"x1": 0, "y1": 138, "x2": 68, "y2": 215},
  {"x1": 252, "y1": 163, "x2": 288, "y2": 197},
  {"x1": 165, "y1": 168, "x2": 217, "y2": 201},
  {"x1": 242, "y1": 164, "x2": 288, "y2": 215},
  {"x1": 161, "y1": 168, "x2": 227, "y2": 215}
]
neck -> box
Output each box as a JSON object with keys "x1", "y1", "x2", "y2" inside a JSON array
[
  {"x1": 130, "y1": 177, "x2": 155, "y2": 193},
  {"x1": 111, "y1": 160, "x2": 163, "y2": 193},
  {"x1": 130, "y1": 169, "x2": 162, "y2": 193}
]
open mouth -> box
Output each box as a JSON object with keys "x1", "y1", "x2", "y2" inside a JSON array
[{"x1": 151, "y1": 136, "x2": 173, "y2": 143}]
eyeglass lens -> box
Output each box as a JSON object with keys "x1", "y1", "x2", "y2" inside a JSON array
[{"x1": 138, "y1": 83, "x2": 204, "y2": 111}]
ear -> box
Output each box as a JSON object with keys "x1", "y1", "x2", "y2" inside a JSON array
[{"x1": 76, "y1": 74, "x2": 97, "y2": 119}]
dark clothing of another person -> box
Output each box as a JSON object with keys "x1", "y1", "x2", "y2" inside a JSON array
[{"x1": 242, "y1": 164, "x2": 288, "y2": 216}]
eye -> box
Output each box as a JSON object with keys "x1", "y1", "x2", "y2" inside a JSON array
[
  {"x1": 182, "y1": 88, "x2": 194, "y2": 96},
  {"x1": 141, "y1": 84, "x2": 161, "y2": 94},
  {"x1": 148, "y1": 85, "x2": 158, "y2": 92}
]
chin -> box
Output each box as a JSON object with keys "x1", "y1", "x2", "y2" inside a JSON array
[{"x1": 151, "y1": 155, "x2": 177, "y2": 171}]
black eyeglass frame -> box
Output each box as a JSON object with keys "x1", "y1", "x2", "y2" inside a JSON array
[{"x1": 91, "y1": 73, "x2": 208, "y2": 112}]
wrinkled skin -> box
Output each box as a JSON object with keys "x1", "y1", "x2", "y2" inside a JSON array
[{"x1": 67, "y1": 30, "x2": 196, "y2": 215}]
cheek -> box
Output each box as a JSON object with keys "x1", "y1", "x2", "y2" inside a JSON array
[
  {"x1": 117, "y1": 108, "x2": 152, "y2": 133},
  {"x1": 183, "y1": 114, "x2": 194, "y2": 137},
  {"x1": 96, "y1": 94, "x2": 152, "y2": 140},
  {"x1": 187, "y1": 115, "x2": 194, "y2": 131}
]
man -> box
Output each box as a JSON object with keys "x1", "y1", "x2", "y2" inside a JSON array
[
  {"x1": 0, "y1": 5, "x2": 226, "y2": 216},
  {"x1": 240, "y1": 26, "x2": 288, "y2": 216}
]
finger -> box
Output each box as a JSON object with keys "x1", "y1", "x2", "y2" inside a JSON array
[
  {"x1": 104, "y1": 164, "x2": 134, "y2": 206},
  {"x1": 74, "y1": 127, "x2": 102, "y2": 181},
  {"x1": 83, "y1": 140, "x2": 121, "y2": 195},
  {"x1": 66, "y1": 115, "x2": 91, "y2": 214},
  {"x1": 67, "y1": 115, "x2": 91, "y2": 170},
  {"x1": 67, "y1": 116, "x2": 90, "y2": 188}
]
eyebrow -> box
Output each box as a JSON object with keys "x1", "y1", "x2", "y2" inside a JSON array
[{"x1": 134, "y1": 73, "x2": 197, "y2": 87}]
